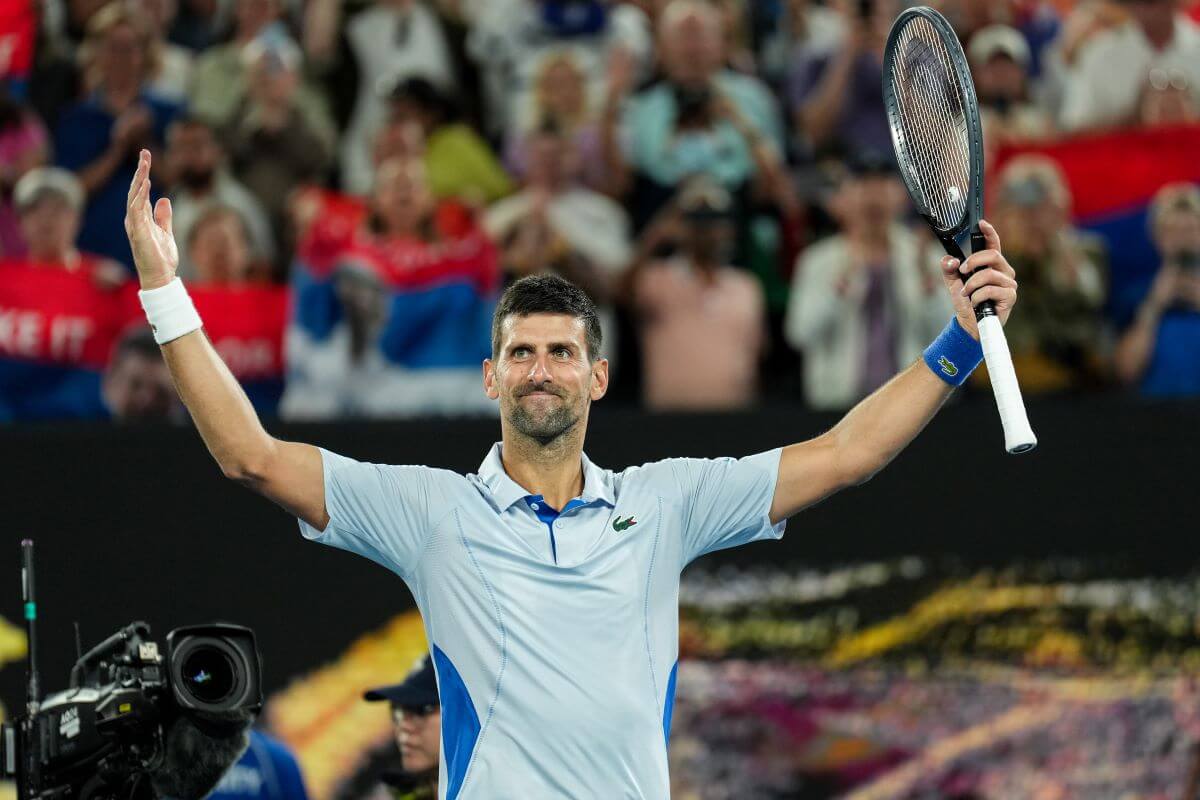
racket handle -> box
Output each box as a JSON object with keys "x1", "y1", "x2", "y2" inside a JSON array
[
  {"x1": 977, "y1": 315, "x2": 1037, "y2": 454},
  {"x1": 969, "y1": 227, "x2": 998, "y2": 322}
]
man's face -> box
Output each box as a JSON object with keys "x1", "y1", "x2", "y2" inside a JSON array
[
  {"x1": 190, "y1": 213, "x2": 251, "y2": 284},
  {"x1": 372, "y1": 159, "x2": 433, "y2": 233},
  {"x1": 485, "y1": 314, "x2": 608, "y2": 446},
  {"x1": 170, "y1": 124, "x2": 220, "y2": 189},
  {"x1": 98, "y1": 22, "x2": 146, "y2": 88},
  {"x1": 836, "y1": 173, "x2": 903, "y2": 230},
  {"x1": 21, "y1": 196, "x2": 80, "y2": 261},
  {"x1": 660, "y1": 9, "x2": 722, "y2": 87},
  {"x1": 392, "y1": 706, "x2": 441, "y2": 774},
  {"x1": 103, "y1": 354, "x2": 176, "y2": 420},
  {"x1": 1156, "y1": 208, "x2": 1200, "y2": 259},
  {"x1": 976, "y1": 54, "x2": 1026, "y2": 106}
]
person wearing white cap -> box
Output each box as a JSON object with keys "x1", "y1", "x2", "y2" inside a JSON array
[
  {"x1": 10, "y1": 167, "x2": 128, "y2": 289},
  {"x1": 967, "y1": 24, "x2": 1054, "y2": 149}
]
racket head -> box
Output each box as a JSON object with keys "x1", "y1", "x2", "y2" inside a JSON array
[{"x1": 882, "y1": 6, "x2": 985, "y2": 257}]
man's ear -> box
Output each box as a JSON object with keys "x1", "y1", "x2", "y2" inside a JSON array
[
  {"x1": 483, "y1": 358, "x2": 500, "y2": 400},
  {"x1": 590, "y1": 358, "x2": 609, "y2": 402}
]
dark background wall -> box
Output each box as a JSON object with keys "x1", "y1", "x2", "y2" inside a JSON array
[{"x1": 1, "y1": 394, "x2": 1196, "y2": 711}]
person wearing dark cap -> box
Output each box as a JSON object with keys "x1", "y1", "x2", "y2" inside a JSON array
[
  {"x1": 785, "y1": 152, "x2": 952, "y2": 409},
  {"x1": 627, "y1": 177, "x2": 767, "y2": 410},
  {"x1": 363, "y1": 655, "x2": 440, "y2": 800}
]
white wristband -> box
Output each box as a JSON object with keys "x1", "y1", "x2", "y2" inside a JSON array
[{"x1": 138, "y1": 277, "x2": 203, "y2": 345}]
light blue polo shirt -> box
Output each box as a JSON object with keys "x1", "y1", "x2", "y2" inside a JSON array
[{"x1": 298, "y1": 443, "x2": 785, "y2": 800}]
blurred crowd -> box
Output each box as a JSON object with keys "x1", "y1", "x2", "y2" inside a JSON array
[{"x1": 2, "y1": 0, "x2": 1200, "y2": 422}]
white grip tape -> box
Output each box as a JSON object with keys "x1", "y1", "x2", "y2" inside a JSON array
[
  {"x1": 978, "y1": 315, "x2": 1037, "y2": 454},
  {"x1": 138, "y1": 277, "x2": 203, "y2": 345}
]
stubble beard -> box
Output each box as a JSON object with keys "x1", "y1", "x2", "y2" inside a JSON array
[{"x1": 507, "y1": 391, "x2": 582, "y2": 447}]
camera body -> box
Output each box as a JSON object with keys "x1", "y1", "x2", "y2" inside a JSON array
[{"x1": 1, "y1": 622, "x2": 262, "y2": 800}]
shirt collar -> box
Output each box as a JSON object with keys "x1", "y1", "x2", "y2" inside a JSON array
[{"x1": 476, "y1": 442, "x2": 615, "y2": 511}]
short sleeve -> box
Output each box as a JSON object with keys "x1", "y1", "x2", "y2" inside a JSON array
[
  {"x1": 667, "y1": 448, "x2": 786, "y2": 566},
  {"x1": 297, "y1": 447, "x2": 459, "y2": 581}
]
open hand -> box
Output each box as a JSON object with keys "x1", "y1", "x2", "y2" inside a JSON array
[
  {"x1": 939, "y1": 219, "x2": 1018, "y2": 340},
  {"x1": 124, "y1": 149, "x2": 178, "y2": 290}
]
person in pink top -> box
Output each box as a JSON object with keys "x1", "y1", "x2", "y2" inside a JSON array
[
  {"x1": 0, "y1": 89, "x2": 48, "y2": 259},
  {"x1": 629, "y1": 179, "x2": 766, "y2": 410}
]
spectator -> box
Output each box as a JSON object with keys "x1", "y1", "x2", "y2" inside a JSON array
[
  {"x1": 280, "y1": 157, "x2": 498, "y2": 419},
  {"x1": 206, "y1": 729, "x2": 310, "y2": 800},
  {"x1": 189, "y1": 0, "x2": 332, "y2": 132},
  {"x1": 1114, "y1": 182, "x2": 1200, "y2": 396},
  {"x1": 758, "y1": 0, "x2": 847, "y2": 91},
  {"x1": 504, "y1": 51, "x2": 608, "y2": 192},
  {"x1": 485, "y1": 119, "x2": 631, "y2": 306},
  {"x1": 1060, "y1": 0, "x2": 1200, "y2": 132},
  {"x1": 0, "y1": 85, "x2": 48, "y2": 259},
  {"x1": 9, "y1": 167, "x2": 127, "y2": 289},
  {"x1": 54, "y1": 1, "x2": 182, "y2": 269},
  {"x1": 135, "y1": 0, "x2": 194, "y2": 102},
  {"x1": 361, "y1": 655, "x2": 441, "y2": 800},
  {"x1": 366, "y1": 77, "x2": 511, "y2": 203},
  {"x1": 467, "y1": 0, "x2": 651, "y2": 141},
  {"x1": 968, "y1": 25, "x2": 1054, "y2": 152},
  {"x1": 168, "y1": 0, "x2": 224, "y2": 53},
  {"x1": 988, "y1": 156, "x2": 1108, "y2": 393},
  {"x1": 101, "y1": 327, "x2": 181, "y2": 421},
  {"x1": 222, "y1": 36, "x2": 335, "y2": 259},
  {"x1": 785, "y1": 154, "x2": 950, "y2": 410},
  {"x1": 629, "y1": 180, "x2": 766, "y2": 411},
  {"x1": 789, "y1": 0, "x2": 891, "y2": 162},
  {"x1": 611, "y1": 0, "x2": 787, "y2": 223},
  {"x1": 165, "y1": 115, "x2": 275, "y2": 279},
  {"x1": 303, "y1": 0, "x2": 456, "y2": 197},
  {"x1": 187, "y1": 205, "x2": 263, "y2": 285}
]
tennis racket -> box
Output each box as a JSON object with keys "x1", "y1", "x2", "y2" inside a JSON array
[{"x1": 882, "y1": 6, "x2": 1037, "y2": 454}]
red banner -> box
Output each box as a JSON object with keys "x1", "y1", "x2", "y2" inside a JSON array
[
  {"x1": 0, "y1": 0, "x2": 35, "y2": 81},
  {"x1": 995, "y1": 123, "x2": 1200, "y2": 220},
  {"x1": 188, "y1": 284, "x2": 289, "y2": 380},
  {"x1": 293, "y1": 187, "x2": 490, "y2": 289},
  {"x1": 0, "y1": 260, "x2": 138, "y2": 369}
]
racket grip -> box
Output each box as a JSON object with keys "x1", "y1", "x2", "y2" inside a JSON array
[
  {"x1": 969, "y1": 228, "x2": 998, "y2": 321},
  {"x1": 977, "y1": 315, "x2": 1037, "y2": 454}
]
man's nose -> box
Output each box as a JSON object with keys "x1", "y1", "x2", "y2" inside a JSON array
[{"x1": 526, "y1": 353, "x2": 553, "y2": 382}]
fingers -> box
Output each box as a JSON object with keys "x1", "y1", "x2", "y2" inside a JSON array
[
  {"x1": 965, "y1": 284, "x2": 1016, "y2": 309},
  {"x1": 960, "y1": 267, "x2": 1018, "y2": 300},
  {"x1": 154, "y1": 197, "x2": 173, "y2": 236},
  {"x1": 127, "y1": 150, "x2": 150, "y2": 210},
  {"x1": 959, "y1": 247, "x2": 1016, "y2": 279},
  {"x1": 979, "y1": 218, "x2": 1002, "y2": 252}
]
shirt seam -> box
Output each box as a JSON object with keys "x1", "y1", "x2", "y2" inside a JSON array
[
  {"x1": 455, "y1": 509, "x2": 507, "y2": 796},
  {"x1": 642, "y1": 496, "x2": 664, "y2": 733}
]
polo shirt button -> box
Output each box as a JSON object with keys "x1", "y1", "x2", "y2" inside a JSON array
[{"x1": 531, "y1": 503, "x2": 540, "y2": 510}]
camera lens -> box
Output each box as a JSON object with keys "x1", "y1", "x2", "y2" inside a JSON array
[{"x1": 180, "y1": 645, "x2": 237, "y2": 705}]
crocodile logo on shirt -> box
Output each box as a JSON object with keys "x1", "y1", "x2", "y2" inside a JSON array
[
  {"x1": 612, "y1": 515, "x2": 638, "y2": 533},
  {"x1": 937, "y1": 356, "x2": 959, "y2": 377}
]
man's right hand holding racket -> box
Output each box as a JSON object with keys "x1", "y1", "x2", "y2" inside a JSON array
[{"x1": 940, "y1": 219, "x2": 1019, "y2": 338}]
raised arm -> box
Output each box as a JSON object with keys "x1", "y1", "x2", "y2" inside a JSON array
[
  {"x1": 769, "y1": 221, "x2": 1018, "y2": 524},
  {"x1": 125, "y1": 149, "x2": 329, "y2": 531}
]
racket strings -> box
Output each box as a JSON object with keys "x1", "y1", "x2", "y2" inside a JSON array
[{"x1": 889, "y1": 17, "x2": 972, "y2": 231}]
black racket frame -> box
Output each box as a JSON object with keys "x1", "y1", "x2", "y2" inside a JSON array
[{"x1": 882, "y1": 5, "x2": 995, "y2": 320}]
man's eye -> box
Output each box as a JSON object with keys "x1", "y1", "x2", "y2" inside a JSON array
[
  {"x1": 554, "y1": 349, "x2": 571, "y2": 359},
  {"x1": 513, "y1": 348, "x2": 530, "y2": 358}
]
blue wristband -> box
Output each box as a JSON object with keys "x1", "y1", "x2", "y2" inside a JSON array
[{"x1": 923, "y1": 317, "x2": 983, "y2": 387}]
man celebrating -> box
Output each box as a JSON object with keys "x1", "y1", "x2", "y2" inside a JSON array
[{"x1": 125, "y1": 149, "x2": 1019, "y2": 799}]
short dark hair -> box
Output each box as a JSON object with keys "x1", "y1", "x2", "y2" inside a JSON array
[
  {"x1": 491, "y1": 275, "x2": 602, "y2": 361},
  {"x1": 110, "y1": 327, "x2": 163, "y2": 367}
]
